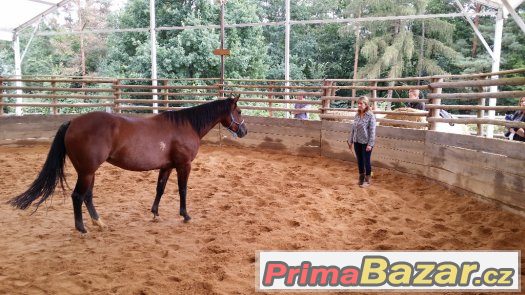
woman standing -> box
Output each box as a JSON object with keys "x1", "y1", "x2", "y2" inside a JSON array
[
  {"x1": 347, "y1": 96, "x2": 377, "y2": 187},
  {"x1": 506, "y1": 97, "x2": 525, "y2": 142}
]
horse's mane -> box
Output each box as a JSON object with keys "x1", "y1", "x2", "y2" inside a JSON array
[{"x1": 160, "y1": 98, "x2": 233, "y2": 134}]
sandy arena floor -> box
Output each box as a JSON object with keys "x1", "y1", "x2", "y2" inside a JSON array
[{"x1": 0, "y1": 144, "x2": 523, "y2": 295}]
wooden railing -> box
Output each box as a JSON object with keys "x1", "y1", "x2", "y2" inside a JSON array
[{"x1": 1, "y1": 69, "x2": 525, "y2": 133}]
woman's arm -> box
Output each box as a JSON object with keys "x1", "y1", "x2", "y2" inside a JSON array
[
  {"x1": 349, "y1": 123, "x2": 355, "y2": 145},
  {"x1": 367, "y1": 114, "x2": 377, "y2": 148}
]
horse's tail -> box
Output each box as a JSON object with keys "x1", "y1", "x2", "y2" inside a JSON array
[{"x1": 8, "y1": 121, "x2": 70, "y2": 211}]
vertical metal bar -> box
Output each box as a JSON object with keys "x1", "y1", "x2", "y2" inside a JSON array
[
  {"x1": 220, "y1": 1, "x2": 225, "y2": 98},
  {"x1": 150, "y1": 0, "x2": 158, "y2": 114},
  {"x1": 487, "y1": 9, "x2": 503, "y2": 138},
  {"x1": 501, "y1": 0, "x2": 525, "y2": 35},
  {"x1": 284, "y1": 0, "x2": 290, "y2": 117},
  {"x1": 13, "y1": 33, "x2": 23, "y2": 116}
]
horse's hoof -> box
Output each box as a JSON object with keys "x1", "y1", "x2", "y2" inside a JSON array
[
  {"x1": 92, "y1": 218, "x2": 106, "y2": 229},
  {"x1": 183, "y1": 216, "x2": 191, "y2": 223},
  {"x1": 76, "y1": 228, "x2": 88, "y2": 236},
  {"x1": 76, "y1": 224, "x2": 87, "y2": 234},
  {"x1": 151, "y1": 215, "x2": 160, "y2": 222}
]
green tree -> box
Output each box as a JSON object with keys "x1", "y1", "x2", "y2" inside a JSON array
[
  {"x1": 102, "y1": 0, "x2": 268, "y2": 79},
  {"x1": 355, "y1": 0, "x2": 458, "y2": 80},
  {"x1": 0, "y1": 42, "x2": 14, "y2": 75}
]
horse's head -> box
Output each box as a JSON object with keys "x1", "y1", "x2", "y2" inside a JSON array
[{"x1": 222, "y1": 94, "x2": 247, "y2": 138}]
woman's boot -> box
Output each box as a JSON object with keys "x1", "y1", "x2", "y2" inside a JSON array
[
  {"x1": 358, "y1": 174, "x2": 365, "y2": 186},
  {"x1": 362, "y1": 175, "x2": 371, "y2": 187}
]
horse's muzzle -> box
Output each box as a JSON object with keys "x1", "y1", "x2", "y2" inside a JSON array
[{"x1": 237, "y1": 124, "x2": 248, "y2": 138}]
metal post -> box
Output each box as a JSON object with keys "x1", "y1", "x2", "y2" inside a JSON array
[
  {"x1": 284, "y1": 0, "x2": 290, "y2": 118},
  {"x1": 220, "y1": 0, "x2": 225, "y2": 97},
  {"x1": 13, "y1": 33, "x2": 23, "y2": 116},
  {"x1": 486, "y1": 9, "x2": 503, "y2": 138},
  {"x1": 150, "y1": 0, "x2": 158, "y2": 114},
  {"x1": 501, "y1": 0, "x2": 525, "y2": 35}
]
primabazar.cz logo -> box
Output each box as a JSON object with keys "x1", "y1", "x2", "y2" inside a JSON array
[{"x1": 256, "y1": 251, "x2": 520, "y2": 292}]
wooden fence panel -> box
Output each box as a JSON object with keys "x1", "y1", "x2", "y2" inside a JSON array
[{"x1": 426, "y1": 131, "x2": 525, "y2": 161}]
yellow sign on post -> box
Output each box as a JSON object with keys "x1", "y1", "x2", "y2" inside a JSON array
[{"x1": 213, "y1": 49, "x2": 231, "y2": 56}]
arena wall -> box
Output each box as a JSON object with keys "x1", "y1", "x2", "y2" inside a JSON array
[{"x1": 1, "y1": 115, "x2": 523, "y2": 212}]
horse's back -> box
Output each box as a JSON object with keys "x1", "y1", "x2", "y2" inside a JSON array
[{"x1": 67, "y1": 112, "x2": 120, "y2": 142}]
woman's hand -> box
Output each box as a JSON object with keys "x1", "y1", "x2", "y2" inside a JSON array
[
  {"x1": 366, "y1": 145, "x2": 372, "y2": 152},
  {"x1": 517, "y1": 128, "x2": 525, "y2": 137},
  {"x1": 347, "y1": 140, "x2": 352, "y2": 150}
]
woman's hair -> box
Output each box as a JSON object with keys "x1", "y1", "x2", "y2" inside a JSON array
[
  {"x1": 519, "y1": 97, "x2": 525, "y2": 104},
  {"x1": 357, "y1": 96, "x2": 371, "y2": 115}
]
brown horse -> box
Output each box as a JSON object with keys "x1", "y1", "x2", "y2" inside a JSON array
[{"x1": 8, "y1": 96, "x2": 247, "y2": 233}]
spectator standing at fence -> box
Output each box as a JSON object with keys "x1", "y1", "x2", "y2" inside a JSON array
[
  {"x1": 406, "y1": 89, "x2": 425, "y2": 110},
  {"x1": 293, "y1": 95, "x2": 308, "y2": 120},
  {"x1": 505, "y1": 97, "x2": 525, "y2": 142},
  {"x1": 347, "y1": 96, "x2": 376, "y2": 188},
  {"x1": 406, "y1": 88, "x2": 454, "y2": 126}
]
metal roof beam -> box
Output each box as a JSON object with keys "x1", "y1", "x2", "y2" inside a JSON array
[
  {"x1": 35, "y1": 11, "x2": 497, "y2": 37},
  {"x1": 454, "y1": 0, "x2": 495, "y2": 59},
  {"x1": 501, "y1": 0, "x2": 525, "y2": 34},
  {"x1": 474, "y1": 0, "x2": 502, "y2": 9},
  {"x1": 27, "y1": 0, "x2": 57, "y2": 5},
  {"x1": 14, "y1": 0, "x2": 74, "y2": 34}
]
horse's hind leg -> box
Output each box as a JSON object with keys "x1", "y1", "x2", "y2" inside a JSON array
[
  {"x1": 71, "y1": 173, "x2": 94, "y2": 233},
  {"x1": 84, "y1": 175, "x2": 105, "y2": 229},
  {"x1": 151, "y1": 168, "x2": 173, "y2": 219}
]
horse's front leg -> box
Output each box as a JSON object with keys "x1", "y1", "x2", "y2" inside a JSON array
[
  {"x1": 176, "y1": 162, "x2": 191, "y2": 222},
  {"x1": 151, "y1": 167, "x2": 173, "y2": 218}
]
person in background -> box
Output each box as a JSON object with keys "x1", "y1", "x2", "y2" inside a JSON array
[
  {"x1": 347, "y1": 96, "x2": 376, "y2": 188},
  {"x1": 406, "y1": 89, "x2": 425, "y2": 110},
  {"x1": 406, "y1": 88, "x2": 454, "y2": 126},
  {"x1": 505, "y1": 97, "x2": 525, "y2": 142},
  {"x1": 293, "y1": 95, "x2": 308, "y2": 120}
]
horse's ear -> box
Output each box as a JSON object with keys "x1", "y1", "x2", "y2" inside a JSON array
[{"x1": 233, "y1": 94, "x2": 240, "y2": 103}]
